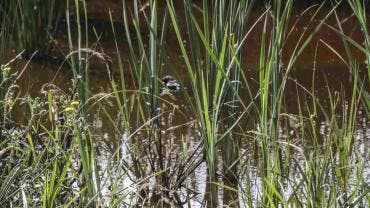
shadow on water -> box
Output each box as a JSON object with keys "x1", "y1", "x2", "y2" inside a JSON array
[{"x1": 5, "y1": 1, "x2": 370, "y2": 207}]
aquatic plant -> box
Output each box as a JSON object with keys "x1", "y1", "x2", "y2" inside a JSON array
[
  {"x1": 165, "y1": 0, "x2": 257, "y2": 206},
  {"x1": 65, "y1": 0, "x2": 102, "y2": 205},
  {"x1": 0, "y1": 0, "x2": 369, "y2": 207},
  {"x1": 10, "y1": 0, "x2": 64, "y2": 57},
  {"x1": 0, "y1": 2, "x2": 14, "y2": 62},
  {"x1": 347, "y1": 0, "x2": 370, "y2": 117},
  {"x1": 254, "y1": 1, "x2": 351, "y2": 205},
  {"x1": 257, "y1": 0, "x2": 293, "y2": 205}
]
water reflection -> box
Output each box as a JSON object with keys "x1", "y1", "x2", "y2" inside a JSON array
[{"x1": 6, "y1": 1, "x2": 370, "y2": 206}]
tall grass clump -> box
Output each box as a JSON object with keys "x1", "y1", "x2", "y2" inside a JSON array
[
  {"x1": 0, "y1": 63, "x2": 76, "y2": 207},
  {"x1": 318, "y1": 2, "x2": 370, "y2": 204},
  {"x1": 122, "y1": 0, "x2": 159, "y2": 116},
  {"x1": 255, "y1": 1, "x2": 343, "y2": 206},
  {"x1": 65, "y1": 0, "x2": 102, "y2": 205},
  {"x1": 122, "y1": 0, "x2": 256, "y2": 205},
  {"x1": 258, "y1": 0, "x2": 293, "y2": 205},
  {"x1": 166, "y1": 0, "x2": 255, "y2": 206},
  {"x1": 0, "y1": 6, "x2": 14, "y2": 123},
  {"x1": 347, "y1": 0, "x2": 370, "y2": 116},
  {"x1": 1, "y1": 0, "x2": 370, "y2": 207},
  {"x1": 0, "y1": 2, "x2": 14, "y2": 62},
  {"x1": 121, "y1": 0, "x2": 179, "y2": 205},
  {"x1": 280, "y1": 70, "x2": 369, "y2": 207},
  {"x1": 10, "y1": 0, "x2": 64, "y2": 57},
  {"x1": 66, "y1": 0, "x2": 90, "y2": 107},
  {"x1": 327, "y1": 0, "x2": 370, "y2": 116}
]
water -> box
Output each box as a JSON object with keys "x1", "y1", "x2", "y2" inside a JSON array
[{"x1": 5, "y1": 1, "x2": 370, "y2": 207}]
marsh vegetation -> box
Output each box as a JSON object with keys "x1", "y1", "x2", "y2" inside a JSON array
[{"x1": 0, "y1": 0, "x2": 369, "y2": 207}]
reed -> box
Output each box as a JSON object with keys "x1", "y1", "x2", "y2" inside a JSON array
[
  {"x1": 257, "y1": 1, "x2": 296, "y2": 205},
  {"x1": 0, "y1": 3, "x2": 14, "y2": 121},
  {"x1": 0, "y1": 2, "x2": 14, "y2": 62},
  {"x1": 121, "y1": 0, "x2": 167, "y2": 129},
  {"x1": 347, "y1": 0, "x2": 370, "y2": 117},
  {"x1": 65, "y1": 0, "x2": 101, "y2": 205},
  {"x1": 291, "y1": 74, "x2": 368, "y2": 206},
  {"x1": 120, "y1": 0, "x2": 172, "y2": 205},
  {"x1": 0, "y1": 0, "x2": 370, "y2": 207},
  {"x1": 255, "y1": 0, "x2": 348, "y2": 206},
  {"x1": 166, "y1": 0, "x2": 257, "y2": 206},
  {"x1": 9, "y1": 0, "x2": 64, "y2": 57}
]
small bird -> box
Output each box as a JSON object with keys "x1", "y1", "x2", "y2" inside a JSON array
[{"x1": 162, "y1": 75, "x2": 181, "y2": 93}]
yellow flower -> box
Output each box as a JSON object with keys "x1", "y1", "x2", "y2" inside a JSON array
[
  {"x1": 64, "y1": 107, "x2": 75, "y2": 113},
  {"x1": 2, "y1": 67, "x2": 11, "y2": 74},
  {"x1": 70, "y1": 100, "x2": 80, "y2": 107}
]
